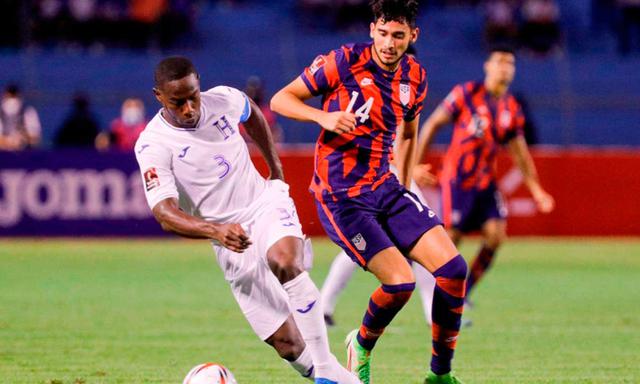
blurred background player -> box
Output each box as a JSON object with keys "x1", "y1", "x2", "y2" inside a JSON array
[
  {"x1": 135, "y1": 56, "x2": 360, "y2": 384},
  {"x1": 413, "y1": 47, "x2": 555, "y2": 307},
  {"x1": 271, "y1": 1, "x2": 467, "y2": 383},
  {"x1": 0, "y1": 84, "x2": 41, "y2": 150},
  {"x1": 96, "y1": 98, "x2": 148, "y2": 151}
]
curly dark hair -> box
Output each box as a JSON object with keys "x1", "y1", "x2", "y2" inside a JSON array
[{"x1": 370, "y1": 0, "x2": 420, "y2": 28}]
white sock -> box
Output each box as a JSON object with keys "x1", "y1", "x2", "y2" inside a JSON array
[
  {"x1": 320, "y1": 251, "x2": 357, "y2": 316},
  {"x1": 285, "y1": 347, "x2": 314, "y2": 381},
  {"x1": 283, "y1": 271, "x2": 335, "y2": 379},
  {"x1": 413, "y1": 261, "x2": 435, "y2": 326}
]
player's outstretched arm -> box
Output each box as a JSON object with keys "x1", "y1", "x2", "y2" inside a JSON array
[
  {"x1": 507, "y1": 136, "x2": 555, "y2": 213},
  {"x1": 243, "y1": 98, "x2": 284, "y2": 180},
  {"x1": 413, "y1": 105, "x2": 452, "y2": 187},
  {"x1": 152, "y1": 198, "x2": 252, "y2": 252},
  {"x1": 271, "y1": 77, "x2": 356, "y2": 134}
]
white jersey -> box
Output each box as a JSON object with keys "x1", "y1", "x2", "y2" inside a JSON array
[{"x1": 134, "y1": 86, "x2": 267, "y2": 224}]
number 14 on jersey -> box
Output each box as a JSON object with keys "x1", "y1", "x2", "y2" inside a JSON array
[{"x1": 346, "y1": 91, "x2": 374, "y2": 124}]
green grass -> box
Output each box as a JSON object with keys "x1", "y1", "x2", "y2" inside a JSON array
[{"x1": 1, "y1": 238, "x2": 639, "y2": 383}]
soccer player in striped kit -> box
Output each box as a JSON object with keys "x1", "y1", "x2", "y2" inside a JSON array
[
  {"x1": 413, "y1": 47, "x2": 555, "y2": 304},
  {"x1": 271, "y1": 1, "x2": 467, "y2": 383}
]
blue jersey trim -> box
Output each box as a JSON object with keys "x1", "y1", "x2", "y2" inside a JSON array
[{"x1": 239, "y1": 94, "x2": 251, "y2": 123}]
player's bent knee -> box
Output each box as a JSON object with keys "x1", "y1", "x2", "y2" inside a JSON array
[
  {"x1": 486, "y1": 233, "x2": 506, "y2": 250},
  {"x1": 272, "y1": 337, "x2": 305, "y2": 361},
  {"x1": 434, "y1": 254, "x2": 467, "y2": 280},
  {"x1": 267, "y1": 250, "x2": 304, "y2": 283}
]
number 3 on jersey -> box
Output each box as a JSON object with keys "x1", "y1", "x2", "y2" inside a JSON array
[{"x1": 346, "y1": 91, "x2": 374, "y2": 123}]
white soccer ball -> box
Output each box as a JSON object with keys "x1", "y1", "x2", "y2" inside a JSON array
[{"x1": 183, "y1": 363, "x2": 238, "y2": 384}]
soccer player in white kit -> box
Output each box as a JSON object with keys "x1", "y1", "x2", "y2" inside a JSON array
[{"x1": 135, "y1": 56, "x2": 360, "y2": 384}]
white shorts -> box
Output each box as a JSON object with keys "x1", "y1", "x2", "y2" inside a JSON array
[{"x1": 212, "y1": 179, "x2": 307, "y2": 340}]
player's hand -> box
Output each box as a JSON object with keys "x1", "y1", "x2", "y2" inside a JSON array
[
  {"x1": 318, "y1": 111, "x2": 357, "y2": 134},
  {"x1": 533, "y1": 189, "x2": 555, "y2": 213},
  {"x1": 413, "y1": 163, "x2": 438, "y2": 187},
  {"x1": 215, "y1": 223, "x2": 252, "y2": 253}
]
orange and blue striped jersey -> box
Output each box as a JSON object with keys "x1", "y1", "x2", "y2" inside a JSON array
[
  {"x1": 440, "y1": 81, "x2": 525, "y2": 190},
  {"x1": 300, "y1": 42, "x2": 428, "y2": 202}
]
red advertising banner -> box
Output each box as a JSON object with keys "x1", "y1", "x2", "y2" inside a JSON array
[{"x1": 253, "y1": 146, "x2": 640, "y2": 237}]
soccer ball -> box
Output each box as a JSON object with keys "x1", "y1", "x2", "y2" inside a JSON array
[{"x1": 183, "y1": 363, "x2": 238, "y2": 384}]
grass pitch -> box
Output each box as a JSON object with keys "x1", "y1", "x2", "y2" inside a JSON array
[{"x1": 0, "y1": 238, "x2": 639, "y2": 383}]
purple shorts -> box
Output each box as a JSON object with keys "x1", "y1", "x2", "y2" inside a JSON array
[
  {"x1": 441, "y1": 182, "x2": 507, "y2": 233},
  {"x1": 316, "y1": 178, "x2": 443, "y2": 268}
]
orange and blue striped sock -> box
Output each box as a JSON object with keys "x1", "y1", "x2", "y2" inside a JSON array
[
  {"x1": 466, "y1": 245, "x2": 496, "y2": 295},
  {"x1": 431, "y1": 255, "x2": 467, "y2": 375},
  {"x1": 356, "y1": 282, "x2": 415, "y2": 351}
]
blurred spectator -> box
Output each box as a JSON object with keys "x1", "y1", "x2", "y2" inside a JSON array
[
  {"x1": 617, "y1": 0, "x2": 640, "y2": 55},
  {"x1": 0, "y1": 84, "x2": 42, "y2": 151},
  {"x1": 483, "y1": 0, "x2": 518, "y2": 47},
  {"x1": 96, "y1": 98, "x2": 147, "y2": 151},
  {"x1": 241, "y1": 76, "x2": 282, "y2": 142},
  {"x1": 519, "y1": 0, "x2": 561, "y2": 54},
  {"x1": 29, "y1": 0, "x2": 194, "y2": 49},
  {"x1": 0, "y1": 0, "x2": 23, "y2": 48},
  {"x1": 298, "y1": 0, "x2": 335, "y2": 30},
  {"x1": 336, "y1": 0, "x2": 370, "y2": 31},
  {"x1": 54, "y1": 93, "x2": 101, "y2": 148}
]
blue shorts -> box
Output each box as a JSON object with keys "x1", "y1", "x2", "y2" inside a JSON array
[
  {"x1": 441, "y1": 182, "x2": 507, "y2": 233},
  {"x1": 315, "y1": 178, "x2": 443, "y2": 268}
]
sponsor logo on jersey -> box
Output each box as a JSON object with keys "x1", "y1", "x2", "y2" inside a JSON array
[
  {"x1": 144, "y1": 167, "x2": 160, "y2": 191},
  {"x1": 399, "y1": 83, "x2": 411, "y2": 106},
  {"x1": 428, "y1": 210, "x2": 436, "y2": 218},
  {"x1": 352, "y1": 233, "x2": 367, "y2": 251},
  {"x1": 137, "y1": 144, "x2": 150, "y2": 154},
  {"x1": 309, "y1": 55, "x2": 326, "y2": 75},
  {"x1": 360, "y1": 77, "x2": 373, "y2": 87},
  {"x1": 178, "y1": 146, "x2": 190, "y2": 159}
]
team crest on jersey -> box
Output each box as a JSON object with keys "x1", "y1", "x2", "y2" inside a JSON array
[
  {"x1": 399, "y1": 83, "x2": 411, "y2": 106},
  {"x1": 309, "y1": 55, "x2": 326, "y2": 75},
  {"x1": 143, "y1": 167, "x2": 160, "y2": 191},
  {"x1": 500, "y1": 111, "x2": 512, "y2": 128},
  {"x1": 352, "y1": 233, "x2": 367, "y2": 251}
]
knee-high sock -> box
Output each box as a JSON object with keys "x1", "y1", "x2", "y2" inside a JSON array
[
  {"x1": 356, "y1": 282, "x2": 415, "y2": 351},
  {"x1": 413, "y1": 262, "x2": 436, "y2": 326},
  {"x1": 320, "y1": 251, "x2": 357, "y2": 316},
  {"x1": 285, "y1": 347, "x2": 314, "y2": 381},
  {"x1": 466, "y1": 245, "x2": 496, "y2": 295},
  {"x1": 431, "y1": 255, "x2": 467, "y2": 375},
  {"x1": 282, "y1": 271, "x2": 334, "y2": 379}
]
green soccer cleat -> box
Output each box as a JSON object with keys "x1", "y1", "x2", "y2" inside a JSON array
[
  {"x1": 345, "y1": 329, "x2": 371, "y2": 384},
  {"x1": 424, "y1": 371, "x2": 464, "y2": 384}
]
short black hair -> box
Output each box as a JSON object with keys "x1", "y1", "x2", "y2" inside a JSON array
[
  {"x1": 488, "y1": 45, "x2": 516, "y2": 58},
  {"x1": 154, "y1": 56, "x2": 198, "y2": 87},
  {"x1": 5, "y1": 83, "x2": 20, "y2": 96},
  {"x1": 370, "y1": 0, "x2": 420, "y2": 28}
]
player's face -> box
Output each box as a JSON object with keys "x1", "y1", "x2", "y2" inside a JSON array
[
  {"x1": 484, "y1": 52, "x2": 516, "y2": 86},
  {"x1": 154, "y1": 73, "x2": 201, "y2": 128},
  {"x1": 369, "y1": 19, "x2": 419, "y2": 71}
]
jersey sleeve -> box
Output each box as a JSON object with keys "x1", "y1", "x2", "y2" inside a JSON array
[
  {"x1": 219, "y1": 86, "x2": 251, "y2": 123},
  {"x1": 299, "y1": 49, "x2": 341, "y2": 96},
  {"x1": 503, "y1": 100, "x2": 526, "y2": 143},
  {"x1": 441, "y1": 84, "x2": 465, "y2": 119},
  {"x1": 404, "y1": 67, "x2": 428, "y2": 122},
  {"x1": 134, "y1": 138, "x2": 179, "y2": 210}
]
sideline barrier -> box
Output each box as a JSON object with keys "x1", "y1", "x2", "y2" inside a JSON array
[{"x1": 1, "y1": 147, "x2": 639, "y2": 237}]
